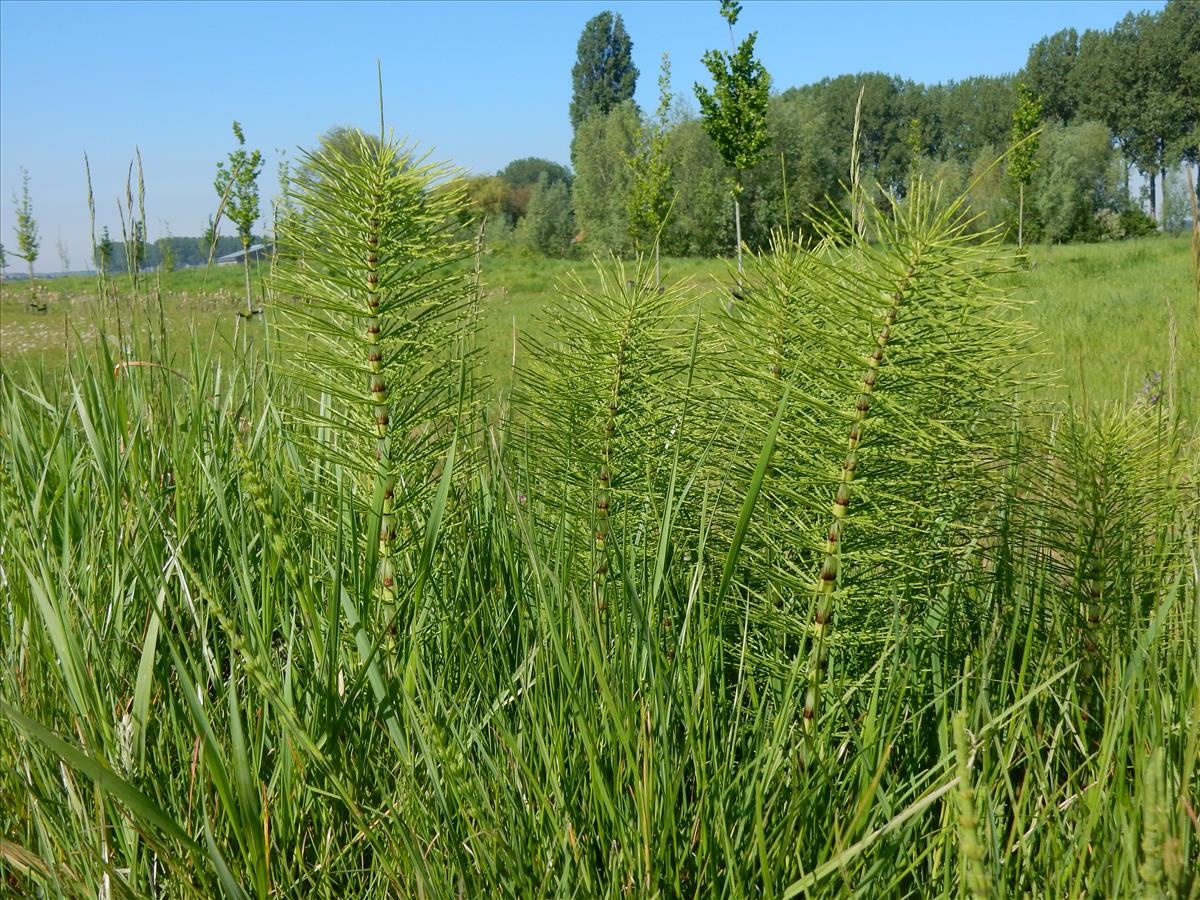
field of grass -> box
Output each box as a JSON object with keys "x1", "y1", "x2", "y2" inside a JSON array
[
  {"x1": 1012, "y1": 236, "x2": 1198, "y2": 416},
  {"x1": 1, "y1": 182, "x2": 1197, "y2": 899},
  {"x1": 4, "y1": 234, "x2": 1194, "y2": 416}
]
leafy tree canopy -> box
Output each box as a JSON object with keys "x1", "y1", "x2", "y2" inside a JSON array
[
  {"x1": 498, "y1": 157, "x2": 572, "y2": 189},
  {"x1": 570, "y1": 11, "x2": 638, "y2": 131},
  {"x1": 694, "y1": 8, "x2": 771, "y2": 185},
  {"x1": 1022, "y1": 28, "x2": 1080, "y2": 124},
  {"x1": 214, "y1": 121, "x2": 263, "y2": 247}
]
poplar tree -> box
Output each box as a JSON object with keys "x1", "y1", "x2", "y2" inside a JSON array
[
  {"x1": 98, "y1": 226, "x2": 114, "y2": 275},
  {"x1": 1009, "y1": 82, "x2": 1043, "y2": 249},
  {"x1": 627, "y1": 53, "x2": 674, "y2": 284},
  {"x1": 11, "y1": 167, "x2": 40, "y2": 297},
  {"x1": 569, "y1": 11, "x2": 638, "y2": 133},
  {"x1": 214, "y1": 120, "x2": 263, "y2": 314},
  {"x1": 694, "y1": 0, "x2": 771, "y2": 274}
]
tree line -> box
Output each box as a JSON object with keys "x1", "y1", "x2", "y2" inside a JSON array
[
  {"x1": 90, "y1": 232, "x2": 260, "y2": 274},
  {"x1": 448, "y1": 0, "x2": 1198, "y2": 258}
]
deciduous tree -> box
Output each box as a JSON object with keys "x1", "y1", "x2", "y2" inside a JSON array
[
  {"x1": 1009, "y1": 82, "x2": 1043, "y2": 249},
  {"x1": 569, "y1": 11, "x2": 638, "y2": 132},
  {"x1": 1023, "y1": 29, "x2": 1080, "y2": 124},
  {"x1": 627, "y1": 53, "x2": 674, "y2": 282},
  {"x1": 99, "y1": 226, "x2": 114, "y2": 274},
  {"x1": 694, "y1": 0, "x2": 771, "y2": 273},
  {"x1": 214, "y1": 120, "x2": 263, "y2": 313},
  {"x1": 518, "y1": 173, "x2": 574, "y2": 257},
  {"x1": 572, "y1": 101, "x2": 641, "y2": 254},
  {"x1": 11, "y1": 167, "x2": 40, "y2": 296},
  {"x1": 1033, "y1": 121, "x2": 1123, "y2": 243}
]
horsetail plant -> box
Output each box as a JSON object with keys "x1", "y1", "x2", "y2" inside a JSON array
[
  {"x1": 716, "y1": 180, "x2": 1030, "y2": 735},
  {"x1": 271, "y1": 127, "x2": 469, "y2": 644},
  {"x1": 513, "y1": 257, "x2": 696, "y2": 607}
]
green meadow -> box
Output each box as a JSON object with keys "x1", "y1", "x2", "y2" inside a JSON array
[{"x1": 2, "y1": 233, "x2": 1195, "y2": 416}]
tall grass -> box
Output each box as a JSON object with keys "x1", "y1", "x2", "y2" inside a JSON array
[{"x1": 1, "y1": 143, "x2": 1197, "y2": 898}]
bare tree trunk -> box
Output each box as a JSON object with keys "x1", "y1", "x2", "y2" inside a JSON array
[
  {"x1": 242, "y1": 240, "x2": 253, "y2": 315},
  {"x1": 1018, "y1": 184, "x2": 1024, "y2": 250},
  {"x1": 1160, "y1": 165, "x2": 1167, "y2": 228},
  {"x1": 1148, "y1": 167, "x2": 1158, "y2": 223},
  {"x1": 734, "y1": 193, "x2": 743, "y2": 275}
]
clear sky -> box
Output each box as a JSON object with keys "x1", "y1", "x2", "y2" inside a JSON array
[{"x1": 0, "y1": 0, "x2": 1165, "y2": 273}]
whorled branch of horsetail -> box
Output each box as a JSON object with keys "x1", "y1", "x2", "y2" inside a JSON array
[{"x1": 803, "y1": 259, "x2": 918, "y2": 735}]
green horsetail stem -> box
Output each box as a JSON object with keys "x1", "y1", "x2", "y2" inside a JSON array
[
  {"x1": 803, "y1": 262, "x2": 916, "y2": 737},
  {"x1": 364, "y1": 210, "x2": 397, "y2": 613},
  {"x1": 595, "y1": 358, "x2": 623, "y2": 597},
  {"x1": 954, "y1": 711, "x2": 992, "y2": 899}
]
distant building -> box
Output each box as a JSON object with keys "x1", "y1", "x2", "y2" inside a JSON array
[{"x1": 216, "y1": 243, "x2": 272, "y2": 265}]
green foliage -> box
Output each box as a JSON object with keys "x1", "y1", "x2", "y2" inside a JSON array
[
  {"x1": 512, "y1": 257, "x2": 696, "y2": 577},
  {"x1": 694, "y1": 21, "x2": 771, "y2": 182},
  {"x1": 98, "y1": 225, "x2": 113, "y2": 273},
  {"x1": 11, "y1": 166, "x2": 40, "y2": 276},
  {"x1": 739, "y1": 93, "x2": 837, "y2": 244},
  {"x1": 660, "y1": 118, "x2": 732, "y2": 256},
  {"x1": 1120, "y1": 205, "x2": 1159, "y2": 238},
  {"x1": 626, "y1": 53, "x2": 674, "y2": 254},
  {"x1": 571, "y1": 102, "x2": 641, "y2": 254},
  {"x1": 442, "y1": 174, "x2": 513, "y2": 235},
  {"x1": 2, "y1": 176, "x2": 1197, "y2": 898},
  {"x1": 517, "y1": 172, "x2": 574, "y2": 257},
  {"x1": 789, "y1": 74, "x2": 913, "y2": 195},
  {"x1": 199, "y1": 215, "x2": 218, "y2": 261},
  {"x1": 1009, "y1": 82, "x2": 1043, "y2": 246},
  {"x1": 215, "y1": 121, "x2": 264, "y2": 311},
  {"x1": 1032, "y1": 121, "x2": 1125, "y2": 243},
  {"x1": 937, "y1": 76, "x2": 1020, "y2": 162},
  {"x1": 1008, "y1": 83, "x2": 1043, "y2": 187},
  {"x1": 695, "y1": 2, "x2": 771, "y2": 269},
  {"x1": 569, "y1": 11, "x2": 638, "y2": 132},
  {"x1": 271, "y1": 130, "x2": 470, "y2": 621},
  {"x1": 498, "y1": 156, "x2": 571, "y2": 190},
  {"x1": 157, "y1": 233, "x2": 175, "y2": 275},
  {"x1": 214, "y1": 121, "x2": 263, "y2": 249},
  {"x1": 1022, "y1": 28, "x2": 1080, "y2": 124},
  {"x1": 1073, "y1": 3, "x2": 1198, "y2": 221},
  {"x1": 129, "y1": 219, "x2": 146, "y2": 271}
]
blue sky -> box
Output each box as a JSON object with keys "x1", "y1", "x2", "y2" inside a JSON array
[{"x1": 0, "y1": 0, "x2": 1164, "y2": 272}]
